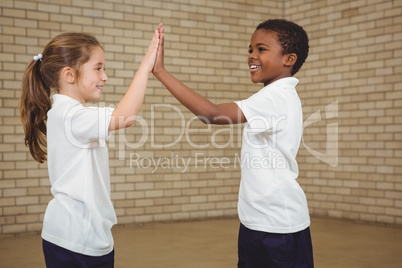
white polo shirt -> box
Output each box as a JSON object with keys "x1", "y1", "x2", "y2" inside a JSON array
[
  {"x1": 42, "y1": 94, "x2": 117, "y2": 256},
  {"x1": 235, "y1": 77, "x2": 310, "y2": 234}
]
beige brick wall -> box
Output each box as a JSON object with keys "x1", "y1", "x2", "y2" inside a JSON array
[
  {"x1": 0, "y1": 0, "x2": 401, "y2": 236},
  {"x1": 287, "y1": 0, "x2": 402, "y2": 226}
]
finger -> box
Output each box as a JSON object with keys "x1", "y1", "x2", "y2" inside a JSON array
[
  {"x1": 158, "y1": 22, "x2": 163, "y2": 32},
  {"x1": 154, "y1": 29, "x2": 159, "y2": 39},
  {"x1": 152, "y1": 30, "x2": 159, "y2": 45}
]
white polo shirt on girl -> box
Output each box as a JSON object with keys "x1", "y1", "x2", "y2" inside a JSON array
[
  {"x1": 42, "y1": 94, "x2": 117, "y2": 256},
  {"x1": 235, "y1": 77, "x2": 310, "y2": 234}
]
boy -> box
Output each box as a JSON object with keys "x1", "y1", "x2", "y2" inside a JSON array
[{"x1": 153, "y1": 19, "x2": 313, "y2": 267}]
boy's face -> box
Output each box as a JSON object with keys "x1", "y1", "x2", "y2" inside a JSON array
[{"x1": 248, "y1": 29, "x2": 291, "y2": 86}]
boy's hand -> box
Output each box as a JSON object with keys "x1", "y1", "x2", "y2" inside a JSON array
[
  {"x1": 142, "y1": 27, "x2": 160, "y2": 73},
  {"x1": 152, "y1": 23, "x2": 165, "y2": 74}
]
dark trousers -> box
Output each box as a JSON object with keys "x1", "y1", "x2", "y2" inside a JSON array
[
  {"x1": 43, "y1": 239, "x2": 114, "y2": 268},
  {"x1": 238, "y1": 224, "x2": 314, "y2": 268}
]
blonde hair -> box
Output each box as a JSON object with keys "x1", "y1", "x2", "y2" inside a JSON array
[{"x1": 20, "y1": 32, "x2": 102, "y2": 163}]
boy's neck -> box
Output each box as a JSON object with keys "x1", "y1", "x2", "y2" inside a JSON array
[{"x1": 263, "y1": 74, "x2": 293, "y2": 87}]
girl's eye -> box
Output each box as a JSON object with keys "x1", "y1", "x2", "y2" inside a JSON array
[
  {"x1": 248, "y1": 49, "x2": 253, "y2": 54},
  {"x1": 259, "y1": 48, "x2": 266, "y2": 52}
]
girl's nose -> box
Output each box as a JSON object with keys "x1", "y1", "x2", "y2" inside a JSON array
[{"x1": 102, "y1": 71, "x2": 108, "y2": 81}]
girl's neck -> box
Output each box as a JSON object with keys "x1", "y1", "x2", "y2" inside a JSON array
[{"x1": 58, "y1": 88, "x2": 87, "y2": 105}]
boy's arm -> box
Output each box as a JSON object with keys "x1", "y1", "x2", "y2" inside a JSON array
[
  {"x1": 153, "y1": 24, "x2": 246, "y2": 125},
  {"x1": 109, "y1": 28, "x2": 160, "y2": 131}
]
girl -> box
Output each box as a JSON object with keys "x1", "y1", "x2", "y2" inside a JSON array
[{"x1": 20, "y1": 26, "x2": 160, "y2": 267}]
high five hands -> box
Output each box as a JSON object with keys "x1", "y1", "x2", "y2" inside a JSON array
[{"x1": 153, "y1": 23, "x2": 165, "y2": 75}]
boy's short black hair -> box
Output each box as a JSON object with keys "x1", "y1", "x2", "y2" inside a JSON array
[{"x1": 256, "y1": 19, "x2": 309, "y2": 76}]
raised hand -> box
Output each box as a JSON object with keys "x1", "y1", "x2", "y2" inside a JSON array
[
  {"x1": 152, "y1": 23, "x2": 165, "y2": 74},
  {"x1": 142, "y1": 27, "x2": 160, "y2": 73},
  {"x1": 109, "y1": 25, "x2": 161, "y2": 131},
  {"x1": 150, "y1": 23, "x2": 246, "y2": 125}
]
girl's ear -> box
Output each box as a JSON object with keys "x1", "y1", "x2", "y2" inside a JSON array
[
  {"x1": 60, "y1": 67, "x2": 75, "y2": 84},
  {"x1": 284, "y1": 53, "x2": 297, "y2": 67}
]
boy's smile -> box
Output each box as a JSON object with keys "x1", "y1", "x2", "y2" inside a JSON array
[
  {"x1": 248, "y1": 29, "x2": 293, "y2": 86},
  {"x1": 249, "y1": 65, "x2": 262, "y2": 71}
]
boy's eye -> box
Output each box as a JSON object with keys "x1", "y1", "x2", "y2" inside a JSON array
[{"x1": 248, "y1": 47, "x2": 266, "y2": 54}]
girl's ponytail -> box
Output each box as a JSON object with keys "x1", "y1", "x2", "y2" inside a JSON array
[
  {"x1": 20, "y1": 58, "x2": 52, "y2": 163},
  {"x1": 19, "y1": 32, "x2": 102, "y2": 163}
]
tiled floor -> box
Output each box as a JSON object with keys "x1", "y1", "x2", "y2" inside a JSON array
[{"x1": 1, "y1": 217, "x2": 401, "y2": 267}]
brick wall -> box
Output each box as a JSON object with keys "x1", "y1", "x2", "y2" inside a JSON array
[
  {"x1": 0, "y1": 0, "x2": 401, "y2": 236},
  {"x1": 288, "y1": 0, "x2": 402, "y2": 225}
]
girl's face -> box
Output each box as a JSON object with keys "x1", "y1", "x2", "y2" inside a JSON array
[
  {"x1": 76, "y1": 46, "x2": 108, "y2": 103},
  {"x1": 248, "y1": 29, "x2": 290, "y2": 86}
]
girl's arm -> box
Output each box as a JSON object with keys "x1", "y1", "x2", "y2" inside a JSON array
[
  {"x1": 109, "y1": 27, "x2": 160, "y2": 131},
  {"x1": 152, "y1": 24, "x2": 246, "y2": 125}
]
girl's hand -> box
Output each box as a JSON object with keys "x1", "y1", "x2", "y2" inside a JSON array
[
  {"x1": 141, "y1": 27, "x2": 160, "y2": 73},
  {"x1": 152, "y1": 23, "x2": 165, "y2": 75}
]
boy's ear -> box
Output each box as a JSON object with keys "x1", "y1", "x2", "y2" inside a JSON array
[
  {"x1": 60, "y1": 67, "x2": 76, "y2": 84},
  {"x1": 284, "y1": 53, "x2": 297, "y2": 67}
]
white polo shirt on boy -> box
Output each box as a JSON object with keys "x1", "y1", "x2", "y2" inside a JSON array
[
  {"x1": 235, "y1": 77, "x2": 310, "y2": 234},
  {"x1": 42, "y1": 94, "x2": 117, "y2": 256}
]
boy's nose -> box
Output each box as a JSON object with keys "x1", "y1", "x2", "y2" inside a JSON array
[{"x1": 248, "y1": 53, "x2": 256, "y2": 60}]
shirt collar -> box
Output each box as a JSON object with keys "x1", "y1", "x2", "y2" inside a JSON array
[
  {"x1": 262, "y1": 77, "x2": 299, "y2": 91},
  {"x1": 52, "y1": 94, "x2": 82, "y2": 106}
]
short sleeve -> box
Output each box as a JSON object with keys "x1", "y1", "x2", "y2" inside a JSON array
[
  {"x1": 235, "y1": 88, "x2": 287, "y2": 134},
  {"x1": 64, "y1": 104, "x2": 115, "y2": 148}
]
